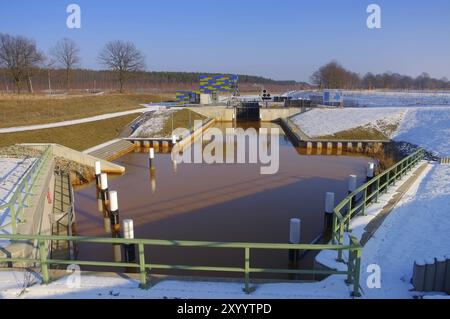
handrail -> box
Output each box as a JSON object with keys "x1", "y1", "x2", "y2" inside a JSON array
[
  {"x1": 0, "y1": 233, "x2": 362, "y2": 296},
  {"x1": 331, "y1": 148, "x2": 425, "y2": 261},
  {"x1": 0, "y1": 145, "x2": 53, "y2": 234}
]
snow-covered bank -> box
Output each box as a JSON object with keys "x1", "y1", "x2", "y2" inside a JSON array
[
  {"x1": 291, "y1": 106, "x2": 450, "y2": 156},
  {"x1": 393, "y1": 107, "x2": 450, "y2": 157},
  {"x1": 360, "y1": 164, "x2": 450, "y2": 298},
  {"x1": 130, "y1": 109, "x2": 176, "y2": 138},
  {"x1": 291, "y1": 108, "x2": 406, "y2": 138}
]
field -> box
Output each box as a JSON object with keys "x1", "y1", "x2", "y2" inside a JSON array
[
  {"x1": 0, "y1": 114, "x2": 139, "y2": 151},
  {"x1": 0, "y1": 93, "x2": 174, "y2": 128}
]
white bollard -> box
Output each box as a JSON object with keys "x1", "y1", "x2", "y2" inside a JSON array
[
  {"x1": 172, "y1": 135, "x2": 177, "y2": 145},
  {"x1": 123, "y1": 219, "x2": 134, "y2": 240},
  {"x1": 95, "y1": 161, "x2": 101, "y2": 176},
  {"x1": 324, "y1": 192, "x2": 335, "y2": 231},
  {"x1": 348, "y1": 175, "x2": 357, "y2": 194},
  {"x1": 366, "y1": 162, "x2": 375, "y2": 180},
  {"x1": 109, "y1": 190, "x2": 118, "y2": 213},
  {"x1": 123, "y1": 219, "x2": 136, "y2": 263},
  {"x1": 289, "y1": 218, "x2": 301, "y2": 264},
  {"x1": 149, "y1": 148, "x2": 155, "y2": 169},
  {"x1": 100, "y1": 173, "x2": 109, "y2": 202},
  {"x1": 289, "y1": 218, "x2": 301, "y2": 244},
  {"x1": 100, "y1": 173, "x2": 108, "y2": 191}
]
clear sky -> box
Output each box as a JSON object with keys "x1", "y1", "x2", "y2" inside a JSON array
[{"x1": 1, "y1": 0, "x2": 450, "y2": 82}]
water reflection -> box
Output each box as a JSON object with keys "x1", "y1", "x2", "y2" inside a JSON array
[{"x1": 74, "y1": 122, "x2": 371, "y2": 279}]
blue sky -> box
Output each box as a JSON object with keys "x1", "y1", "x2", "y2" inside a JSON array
[{"x1": 1, "y1": 0, "x2": 450, "y2": 82}]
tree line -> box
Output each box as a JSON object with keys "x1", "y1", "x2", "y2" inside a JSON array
[
  {"x1": 0, "y1": 33, "x2": 305, "y2": 94},
  {"x1": 311, "y1": 60, "x2": 450, "y2": 90}
]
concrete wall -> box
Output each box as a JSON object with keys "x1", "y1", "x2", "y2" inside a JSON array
[
  {"x1": 260, "y1": 108, "x2": 301, "y2": 121},
  {"x1": 189, "y1": 106, "x2": 302, "y2": 122},
  {"x1": 0, "y1": 155, "x2": 55, "y2": 261},
  {"x1": 188, "y1": 106, "x2": 235, "y2": 121},
  {"x1": 20, "y1": 143, "x2": 125, "y2": 174}
]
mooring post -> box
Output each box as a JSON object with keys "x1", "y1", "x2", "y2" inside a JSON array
[
  {"x1": 109, "y1": 190, "x2": 122, "y2": 262},
  {"x1": 347, "y1": 142, "x2": 353, "y2": 152},
  {"x1": 100, "y1": 173, "x2": 110, "y2": 216},
  {"x1": 162, "y1": 141, "x2": 170, "y2": 153},
  {"x1": 337, "y1": 142, "x2": 343, "y2": 155},
  {"x1": 324, "y1": 192, "x2": 335, "y2": 232},
  {"x1": 327, "y1": 142, "x2": 333, "y2": 154},
  {"x1": 172, "y1": 135, "x2": 177, "y2": 146},
  {"x1": 348, "y1": 175, "x2": 357, "y2": 194},
  {"x1": 95, "y1": 161, "x2": 101, "y2": 190},
  {"x1": 149, "y1": 147, "x2": 155, "y2": 170},
  {"x1": 366, "y1": 162, "x2": 374, "y2": 181},
  {"x1": 123, "y1": 219, "x2": 136, "y2": 263},
  {"x1": 288, "y1": 218, "x2": 301, "y2": 265},
  {"x1": 317, "y1": 142, "x2": 322, "y2": 155}
]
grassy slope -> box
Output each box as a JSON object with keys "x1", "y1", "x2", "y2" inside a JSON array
[
  {"x1": 0, "y1": 114, "x2": 139, "y2": 151},
  {"x1": 0, "y1": 93, "x2": 173, "y2": 128}
]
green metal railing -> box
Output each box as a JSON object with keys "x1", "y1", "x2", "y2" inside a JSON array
[
  {"x1": 332, "y1": 148, "x2": 425, "y2": 261},
  {"x1": 0, "y1": 233, "x2": 363, "y2": 296},
  {"x1": 0, "y1": 145, "x2": 53, "y2": 234}
]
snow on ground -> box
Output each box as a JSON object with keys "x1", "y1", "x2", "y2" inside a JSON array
[
  {"x1": 286, "y1": 90, "x2": 450, "y2": 107},
  {"x1": 360, "y1": 164, "x2": 450, "y2": 298},
  {"x1": 393, "y1": 107, "x2": 450, "y2": 157},
  {"x1": 0, "y1": 269, "x2": 354, "y2": 299},
  {"x1": 291, "y1": 107, "x2": 406, "y2": 138},
  {"x1": 317, "y1": 163, "x2": 450, "y2": 298},
  {"x1": 130, "y1": 109, "x2": 176, "y2": 138},
  {"x1": 0, "y1": 157, "x2": 36, "y2": 247}
]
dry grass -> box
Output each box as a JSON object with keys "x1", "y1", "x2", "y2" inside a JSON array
[
  {"x1": 0, "y1": 93, "x2": 174, "y2": 128},
  {"x1": 0, "y1": 114, "x2": 139, "y2": 151},
  {"x1": 316, "y1": 126, "x2": 390, "y2": 140}
]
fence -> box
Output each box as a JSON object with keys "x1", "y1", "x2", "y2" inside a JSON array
[
  {"x1": 331, "y1": 148, "x2": 425, "y2": 261},
  {"x1": 0, "y1": 233, "x2": 363, "y2": 296},
  {"x1": 0, "y1": 145, "x2": 53, "y2": 234},
  {"x1": 440, "y1": 157, "x2": 450, "y2": 165}
]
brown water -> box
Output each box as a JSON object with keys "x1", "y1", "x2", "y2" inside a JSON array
[{"x1": 73, "y1": 122, "x2": 370, "y2": 279}]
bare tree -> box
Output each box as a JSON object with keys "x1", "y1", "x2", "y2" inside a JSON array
[
  {"x1": 0, "y1": 34, "x2": 43, "y2": 93},
  {"x1": 98, "y1": 40, "x2": 145, "y2": 93},
  {"x1": 50, "y1": 38, "x2": 80, "y2": 92}
]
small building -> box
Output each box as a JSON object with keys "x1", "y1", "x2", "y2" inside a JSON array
[{"x1": 176, "y1": 91, "x2": 200, "y2": 104}]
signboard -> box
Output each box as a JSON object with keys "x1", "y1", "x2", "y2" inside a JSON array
[
  {"x1": 199, "y1": 75, "x2": 238, "y2": 94},
  {"x1": 323, "y1": 90, "x2": 343, "y2": 106}
]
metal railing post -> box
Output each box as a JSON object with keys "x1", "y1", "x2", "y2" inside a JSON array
[
  {"x1": 10, "y1": 204, "x2": 17, "y2": 235},
  {"x1": 38, "y1": 239, "x2": 49, "y2": 284},
  {"x1": 244, "y1": 247, "x2": 250, "y2": 294},
  {"x1": 138, "y1": 242, "x2": 147, "y2": 288},
  {"x1": 352, "y1": 248, "x2": 362, "y2": 297}
]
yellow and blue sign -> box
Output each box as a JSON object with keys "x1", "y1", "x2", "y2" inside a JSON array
[
  {"x1": 176, "y1": 91, "x2": 200, "y2": 104},
  {"x1": 199, "y1": 75, "x2": 238, "y2": 94}
]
